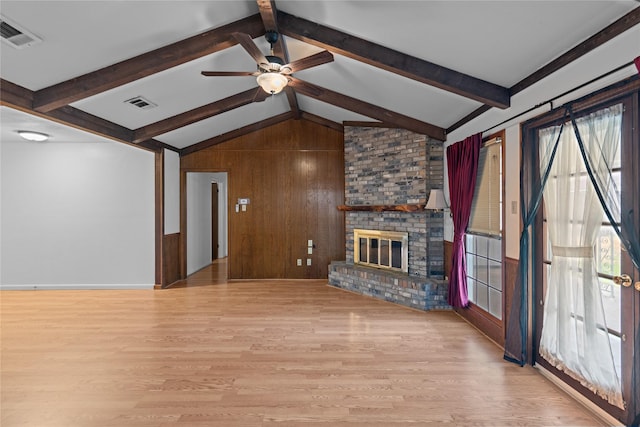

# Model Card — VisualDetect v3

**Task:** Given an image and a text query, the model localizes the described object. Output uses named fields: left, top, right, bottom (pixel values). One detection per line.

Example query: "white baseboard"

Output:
left=535, top=364, right=624, bottom=426
left=0, top=283, right=155, bottom=290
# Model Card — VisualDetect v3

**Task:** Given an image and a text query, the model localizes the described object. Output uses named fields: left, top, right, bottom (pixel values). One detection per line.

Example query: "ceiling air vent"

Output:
left=0, top=15, right=42, bottom=49
left=124, top=96, right=157, bottom=110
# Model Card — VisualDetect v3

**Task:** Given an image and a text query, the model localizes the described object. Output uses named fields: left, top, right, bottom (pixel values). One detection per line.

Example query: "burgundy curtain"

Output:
left=446, top=133, right=482, bottom=307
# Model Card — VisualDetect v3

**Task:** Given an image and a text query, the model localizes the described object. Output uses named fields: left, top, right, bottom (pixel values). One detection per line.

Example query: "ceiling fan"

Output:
left=201, top=31, right=334, bottom=97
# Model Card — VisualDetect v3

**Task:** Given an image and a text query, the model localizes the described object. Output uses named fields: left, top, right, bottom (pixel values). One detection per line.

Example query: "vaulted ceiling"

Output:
left=1, top=1, right=638, bottom=154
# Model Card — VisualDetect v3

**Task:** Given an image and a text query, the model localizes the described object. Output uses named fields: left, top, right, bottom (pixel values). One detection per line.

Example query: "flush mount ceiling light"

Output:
left=18, top=130, right=49, bottom=142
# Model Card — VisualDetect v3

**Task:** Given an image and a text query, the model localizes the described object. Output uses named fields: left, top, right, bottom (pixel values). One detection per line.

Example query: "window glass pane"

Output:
left=489, top=287, right=502, bottom=320
left=380, top=239, right=390, bottom=266
left=467, top=278, right=476, bottom=303
left=370, top=238, right=379, bottom=264
left=466, top=253, right=476, bottom=279
left=488, top=260, right=502, bottom=291
left=599, top=277, right=621, bottom=333
left=466, top=234, right=475, bottom=252
left=359, top=238, right=368, bottom=263
left=476, top=282, right=489, bottom=311
left=595, top=225, right=621, bottom=276
left=476, top=256, right=488, bottom=284
left=488, top=237, right=501, bottom=261
left=476, top=235, right=488, bottom=257
left=391, top=241, right=402, bottom=268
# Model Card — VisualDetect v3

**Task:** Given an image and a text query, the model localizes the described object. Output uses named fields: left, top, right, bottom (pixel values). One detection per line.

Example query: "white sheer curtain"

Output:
left=539, top=104, right=623, bottom=408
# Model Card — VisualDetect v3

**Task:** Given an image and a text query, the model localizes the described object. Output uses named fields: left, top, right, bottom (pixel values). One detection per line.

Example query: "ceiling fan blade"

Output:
left=253, top=87, right=271, bottom=103
left=282, top=50, right=334, bottom=74
left=201, top=71, right=259, bottom=77
left=232, top=32, right=268, bottom=65
left=286, top=76, right=324, bottom=97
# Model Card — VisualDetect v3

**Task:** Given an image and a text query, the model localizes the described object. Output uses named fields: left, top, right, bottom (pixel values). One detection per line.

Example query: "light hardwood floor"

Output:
left=1, top=260, right=605, bottom=426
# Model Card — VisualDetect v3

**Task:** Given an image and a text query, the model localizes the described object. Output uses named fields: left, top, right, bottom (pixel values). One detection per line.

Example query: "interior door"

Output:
left=533, top=93, right=639, bottom=425
left=211, top=183, right=219, bottom=261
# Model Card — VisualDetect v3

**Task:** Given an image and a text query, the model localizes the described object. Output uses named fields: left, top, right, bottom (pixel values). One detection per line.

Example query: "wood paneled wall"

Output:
left=162, top=233, right=181, bottom=287
left=181, top=119, right=345, bottom=279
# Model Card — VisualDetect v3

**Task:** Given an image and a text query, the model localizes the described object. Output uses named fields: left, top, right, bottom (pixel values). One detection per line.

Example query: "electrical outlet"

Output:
left=296, top=259, right=302, bottom=266
left=306, top=258, right=312, bottom=266
left=511, top=201, right=518, bottom=214
left=307, top=247, right=313, bottom=254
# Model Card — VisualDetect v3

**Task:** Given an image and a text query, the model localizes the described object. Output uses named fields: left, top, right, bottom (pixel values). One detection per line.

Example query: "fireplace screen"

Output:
left=354, top=229, right=408, bottom=273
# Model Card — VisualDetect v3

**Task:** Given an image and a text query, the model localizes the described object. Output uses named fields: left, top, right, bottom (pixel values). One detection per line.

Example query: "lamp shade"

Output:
left=256, top=72, right=288, bottom=94
left=425, top=189, right=448, bottom=210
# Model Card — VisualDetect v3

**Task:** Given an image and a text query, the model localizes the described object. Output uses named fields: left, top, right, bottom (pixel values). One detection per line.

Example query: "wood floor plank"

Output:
left=1, top=260, right=605, bottom=426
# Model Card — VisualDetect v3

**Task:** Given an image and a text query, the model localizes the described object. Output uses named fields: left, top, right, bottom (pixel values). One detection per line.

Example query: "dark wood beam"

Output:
left=1, top=79, right=178, bottom=152
left=32, top=14, right=265, bottom=112
left=180, top=111, right=294, bottom=156
left=256, top=1, right=300, bottom=118
left=511, top=7, right=640, bottom=96
left=343, top=120, right=399, bottom=128
left=133, top=88, right=268, bottom=143
left=288, top=77, right=446, bottom=140
left=277, top=11, right=510, bottom=109
left=0, top=79, right=33, bottom=110
left=284, top=86, right=301, bottom=119
left=446, top=105, right=492, bottom=135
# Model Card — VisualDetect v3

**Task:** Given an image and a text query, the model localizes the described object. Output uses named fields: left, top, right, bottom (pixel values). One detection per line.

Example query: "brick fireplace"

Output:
left=328, top=126, right=450, bottom=311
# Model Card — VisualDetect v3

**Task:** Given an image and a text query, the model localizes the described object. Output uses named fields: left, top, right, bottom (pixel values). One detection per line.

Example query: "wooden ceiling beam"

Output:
left=510, top=7, right=640, bottom=96
left=1, top=79, right=175, bottom=152
left=256, top=0, right=301, bottom=118
left=133, top=88, right=268, bottom=143
left=288, top=77, right=446, bottom=140
left=277, top=11, right=510, bottom=109
left=32, top=14, right=266, bottom=113
left=447, top=7, right=640, bottom=134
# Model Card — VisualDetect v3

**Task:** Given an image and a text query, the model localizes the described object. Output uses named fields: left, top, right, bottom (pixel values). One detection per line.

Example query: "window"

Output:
left=466, top=234, right=503, bottom=319
left=466, top=136, right=503, bottom=319
left=469, top=138, right=502, bottom=236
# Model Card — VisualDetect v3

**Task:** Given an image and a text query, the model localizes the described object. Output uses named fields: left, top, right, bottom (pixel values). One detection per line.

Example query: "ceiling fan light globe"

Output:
left=257, top=72, right=288, bottom=95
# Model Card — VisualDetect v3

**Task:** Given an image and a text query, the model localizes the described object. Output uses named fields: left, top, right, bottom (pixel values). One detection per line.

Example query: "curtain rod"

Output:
left=482, top=60, right=635, bottom=135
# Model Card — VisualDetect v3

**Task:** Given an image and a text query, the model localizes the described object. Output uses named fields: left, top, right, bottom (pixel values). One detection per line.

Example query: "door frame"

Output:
left=521, top=77, right=639, bottom=425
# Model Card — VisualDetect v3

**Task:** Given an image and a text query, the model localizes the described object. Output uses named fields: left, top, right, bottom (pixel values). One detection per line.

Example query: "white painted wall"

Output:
left=1, top=137, right=155, bottom=289
left=164, top=149, right=180, bottom=235
left=443, top=27, right=639, bottom=261
left=186, top=172, right=228, bottom=276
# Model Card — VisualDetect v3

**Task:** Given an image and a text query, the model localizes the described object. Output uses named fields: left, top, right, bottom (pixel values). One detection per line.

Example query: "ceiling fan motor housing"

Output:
left=259, top=55, right=287, bottom=73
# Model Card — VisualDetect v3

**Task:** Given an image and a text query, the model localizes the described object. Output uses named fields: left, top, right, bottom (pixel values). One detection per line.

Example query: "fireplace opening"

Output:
left=354, top=229, right=408, bottom=273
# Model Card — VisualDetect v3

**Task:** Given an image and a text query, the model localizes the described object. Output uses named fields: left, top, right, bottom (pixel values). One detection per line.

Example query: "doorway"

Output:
left=212, top=183, right=219, bottom=261
left=523, top=83, right=639, bottom=425
left=185, top=172, right=228, bottom=276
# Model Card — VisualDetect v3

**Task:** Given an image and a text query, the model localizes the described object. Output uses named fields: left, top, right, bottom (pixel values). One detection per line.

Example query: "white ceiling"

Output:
left=1, top=1, right=638, bottom=150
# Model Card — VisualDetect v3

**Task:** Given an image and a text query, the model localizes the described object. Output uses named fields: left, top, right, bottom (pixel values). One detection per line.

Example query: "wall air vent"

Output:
left=124, top=96, right=157, bottom=110
left=0, top=15, right=42, bottom=49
